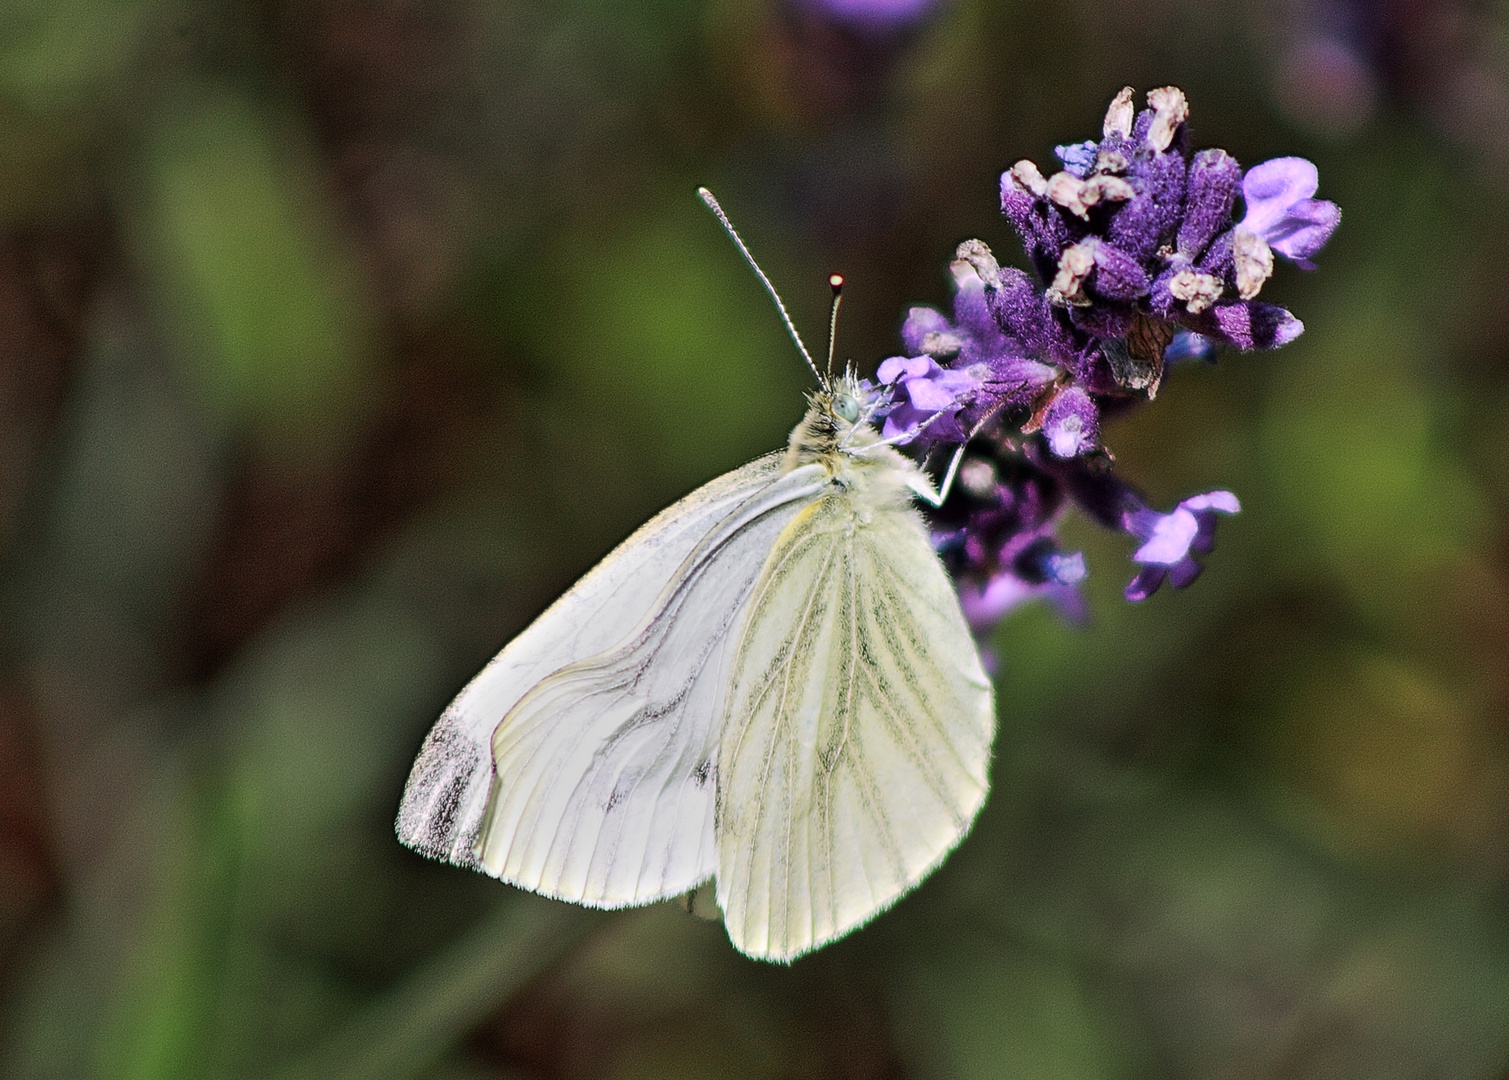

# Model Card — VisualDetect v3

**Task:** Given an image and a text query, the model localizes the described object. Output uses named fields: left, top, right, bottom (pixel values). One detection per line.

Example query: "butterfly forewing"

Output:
left=470, top=461, right=829, bottom=906
left=715, top=490, right=995, bottom=961
left=396, top=453, right=823, bottom=891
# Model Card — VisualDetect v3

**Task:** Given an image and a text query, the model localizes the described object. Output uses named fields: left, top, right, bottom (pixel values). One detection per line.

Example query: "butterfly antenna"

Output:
left=698, top=187, right=822, bottom=383
left=826, top=274, right=844, bottom=379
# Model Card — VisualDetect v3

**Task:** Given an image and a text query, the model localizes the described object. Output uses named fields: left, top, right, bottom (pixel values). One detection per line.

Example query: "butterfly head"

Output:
left=824, top=366, right=874, bottom=421
left=786, top=368, right=887, bottom=464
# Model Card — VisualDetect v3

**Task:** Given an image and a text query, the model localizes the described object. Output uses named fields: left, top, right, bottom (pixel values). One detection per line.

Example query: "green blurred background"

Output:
left=1, top=0, right=1508, bottom=1076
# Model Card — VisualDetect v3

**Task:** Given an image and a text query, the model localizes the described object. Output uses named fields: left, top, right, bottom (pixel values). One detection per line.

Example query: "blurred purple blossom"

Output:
left=793, top=0, right=949, bottom=32
left=1274, top=32, right=1379, bottom=137
left=957, top=562, right=1087, bottom=634
left=929, top=453, right=1088, bottom=631
left=1163, top=330, right=1218, bottom=364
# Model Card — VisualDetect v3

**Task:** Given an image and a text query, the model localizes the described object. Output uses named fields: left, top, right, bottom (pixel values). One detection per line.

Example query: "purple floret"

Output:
left=902, top=256, right=1011, bottom=368
left=1106, top=148, right=1188, bottom=263
left=885, top=254, right=1062, bottom=444
left=1122, top=490, right=1241, bottom=600
left=876, top=356, right=982, bottom=443
left=1177, top=149, right=1242, bottom=260
left=1239, top=157, right=1342, bottom=268
left=1054, top=141, right=1098, bottom=177
left=1201, top=301, right=1304, bottom=350
left=1040, top=385, right=1100, bottom=458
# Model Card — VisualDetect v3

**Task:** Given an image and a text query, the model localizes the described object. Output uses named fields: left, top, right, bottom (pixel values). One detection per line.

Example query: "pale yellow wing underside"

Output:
left=715, top=491, right=996, bottom=961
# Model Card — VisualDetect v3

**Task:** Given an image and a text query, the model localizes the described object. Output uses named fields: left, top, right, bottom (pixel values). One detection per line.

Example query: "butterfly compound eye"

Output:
left=833, top=394, right=861, bottom=423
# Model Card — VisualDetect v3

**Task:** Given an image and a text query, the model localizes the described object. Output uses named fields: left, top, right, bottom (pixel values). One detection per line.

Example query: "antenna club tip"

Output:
left=829, top=273, right=844, bottom=293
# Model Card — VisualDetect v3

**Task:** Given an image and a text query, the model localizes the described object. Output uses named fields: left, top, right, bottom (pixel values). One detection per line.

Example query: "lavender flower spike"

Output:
left=867, top=88, right=1334, bottom=622
left=1239, top=157, right=1341, bottom=269
left=1123, top=490, right=1240, bottom=601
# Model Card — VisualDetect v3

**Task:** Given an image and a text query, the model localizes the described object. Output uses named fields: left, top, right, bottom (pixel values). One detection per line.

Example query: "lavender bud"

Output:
left=1178, top=148, right=1241, bottom=259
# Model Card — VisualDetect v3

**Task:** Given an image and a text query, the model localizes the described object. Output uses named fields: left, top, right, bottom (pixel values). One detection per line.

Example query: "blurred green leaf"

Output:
left=1263, top=306, right=1489, bottom=601
left=270, top=896, right=603, bottom=1080
left=502, top=196, right=809, bottom=491
left=95, top=764, right=251, bottom=1080
left=895, top=940, right=1122, bottom=1080
left=133, top=91, right=379, bottom=453
left=0, top=0, right=152, bottom=111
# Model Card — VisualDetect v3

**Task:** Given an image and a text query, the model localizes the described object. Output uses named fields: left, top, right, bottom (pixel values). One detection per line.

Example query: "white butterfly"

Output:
left=395, top=192, right=996, bottom=962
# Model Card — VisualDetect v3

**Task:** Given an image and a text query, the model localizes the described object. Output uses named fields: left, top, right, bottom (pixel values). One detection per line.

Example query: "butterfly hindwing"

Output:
left=714, top=491, right=995, bottom=961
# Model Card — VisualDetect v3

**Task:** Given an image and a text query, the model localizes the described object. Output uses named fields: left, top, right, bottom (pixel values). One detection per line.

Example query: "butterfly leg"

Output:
left=908, top=442, right=967, bottom=508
